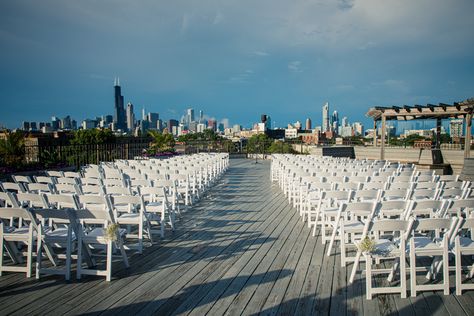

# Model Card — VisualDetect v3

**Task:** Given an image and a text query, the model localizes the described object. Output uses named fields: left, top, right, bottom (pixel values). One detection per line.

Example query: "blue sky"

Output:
left=1, top=0, right=473, bottom=130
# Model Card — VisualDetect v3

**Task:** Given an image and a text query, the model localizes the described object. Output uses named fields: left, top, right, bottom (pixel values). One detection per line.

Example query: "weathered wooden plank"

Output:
left=70, top=167, right=272, bottom=315
left=239, top=213, right=307, bottom=315
left=276, top=225, right=317, bottom=315
left=159, top=194, right=293, bottom=315
left=205, top=202, right=300, bottom=315
left=85, top=161, right=279, bottom=315
left=258, top=224, right=312, bottom=315
left=293, top=228, right=326, bottom=315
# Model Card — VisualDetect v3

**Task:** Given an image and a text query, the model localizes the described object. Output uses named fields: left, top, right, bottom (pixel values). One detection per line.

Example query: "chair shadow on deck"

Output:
left=80, top=269, right=294, bottom=315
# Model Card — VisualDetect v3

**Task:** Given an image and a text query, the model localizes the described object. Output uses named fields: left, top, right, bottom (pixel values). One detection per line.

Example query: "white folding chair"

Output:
left=70, top=206, right=129, bottom=282
left=31, top=208, right=75, bottom=280
left=364, top=219, right=413, bottom=299
left=0, top=207, right=35, bottom=277
left=409, top=217, right=458, bottom=296
left=109, top=194, right=152, bottom=253
left=454, top=218, right=474, bottom=295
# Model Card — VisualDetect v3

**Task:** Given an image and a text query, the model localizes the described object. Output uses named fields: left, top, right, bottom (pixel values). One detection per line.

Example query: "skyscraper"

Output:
left=332, top=111, right=339, bottom=132
left=199, top=110, right=203, bottom=123
left=322, top=102, right=330, bottom=132
left=305, top=118, right=312, bottom=130
left=113, top=77, right=126, bottom=131
left=186, top=108, right=195, bottom=125
left=126, top=102, right=135, bottom=131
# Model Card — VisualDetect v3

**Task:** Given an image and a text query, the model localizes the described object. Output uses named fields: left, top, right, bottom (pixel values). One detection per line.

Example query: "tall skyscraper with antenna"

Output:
left=113, top=77, right=126, bottom=131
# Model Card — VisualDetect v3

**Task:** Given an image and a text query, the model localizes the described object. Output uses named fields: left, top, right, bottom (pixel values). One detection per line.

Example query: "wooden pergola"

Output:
left=366, top=98, right=474, bottom=160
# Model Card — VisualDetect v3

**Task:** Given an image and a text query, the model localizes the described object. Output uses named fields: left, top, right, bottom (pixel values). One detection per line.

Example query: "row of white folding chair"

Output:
left=351, top=199, right=474, bottom=283
left=360, top=214, right=474, bottom=299
left=0, top=201, right=128, bottom=281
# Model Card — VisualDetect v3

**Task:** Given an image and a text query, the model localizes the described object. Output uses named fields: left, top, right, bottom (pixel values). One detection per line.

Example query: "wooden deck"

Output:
left=1, top=159, right=474, bottom=315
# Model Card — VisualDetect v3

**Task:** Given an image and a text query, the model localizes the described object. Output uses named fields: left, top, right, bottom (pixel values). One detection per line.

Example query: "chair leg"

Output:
left=0, top=226, right=4, bottom=277
left=349, top=250, right=362, bottom=284
left=410, top=252, right=417, bottom=297
left=106, top=241, right=113, bottom=282
left=65, top=228, right=72, bottom=281
left=117, top=240, right=129, bottom=268
left=366, top=254, right=372, bottom=300
left=400, top=255, right=407, bottom=298
left=26, top=224, right=33, bottom=278
left=36, top=235, right=43, bottom=279
left=443, top=250, right=449, bottom=295
left=455, top=246, right=462, bottom=295
left=76, top=230, right=83, bottom=280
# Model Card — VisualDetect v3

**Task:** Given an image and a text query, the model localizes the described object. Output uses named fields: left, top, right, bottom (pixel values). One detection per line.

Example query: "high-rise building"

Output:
left=322, top=102, right=330, bottom=132
left=341, top=116, right=348, bottom=127
left=126, top=102, right=135, bottom=131
left=450, top=119, right=464, bottom=138
left=113, top=77, right=126, bottom=130
left=305, top=118, right=312, bottom=130
left=61, top=116, right=72, bottom=130
left=199, top=110, right=203, bottom=123
left=294, top=120, right=302, bottom=130
left=142, top=107, right=146, bottom=121
left=22, top=121, right=30, bottom=130
left=352, top=122, right=364, bottom=136
left=187, top=108, right=195, bottom=125
left=51, top=116, right=60, bottom=130
left=208, top=119, right=217, bottom=131
left=332, top=111, right=339, bottom=132
left=147, top=112, right=159, bottom=129
left=168, top=119, right=179, bottom=132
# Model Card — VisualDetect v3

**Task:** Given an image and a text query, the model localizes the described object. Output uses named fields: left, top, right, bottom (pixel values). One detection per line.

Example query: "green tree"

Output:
left=70, top=129, right=115, bottom=145
left=0, top=130, right=26, bottom=167
left=246, top=134, right=271, bottom=153
left=404, top=134, right=427, bottom=146
left=148, top=130, right=176, bottom=154
left=267, top=140, right=297, bottom=154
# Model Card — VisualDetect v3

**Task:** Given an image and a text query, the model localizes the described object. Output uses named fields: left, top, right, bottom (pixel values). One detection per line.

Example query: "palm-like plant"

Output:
left=148, top=130, right=175, bottom=155
left=0, top=130, right=26, bottom=167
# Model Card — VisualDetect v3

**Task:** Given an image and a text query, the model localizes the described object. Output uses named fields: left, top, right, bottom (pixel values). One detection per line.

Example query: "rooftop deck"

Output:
left=1, top=159, right=473, bottom=315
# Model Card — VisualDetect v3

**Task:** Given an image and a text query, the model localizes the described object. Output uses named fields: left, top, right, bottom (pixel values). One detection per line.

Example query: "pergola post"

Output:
left=465, top=113, right=472, bottom=158
left=436, top=118, right=442, bottom=149
left=380, top=115, right=386, bottom=160
left=373, top=120, right=377, bottom=147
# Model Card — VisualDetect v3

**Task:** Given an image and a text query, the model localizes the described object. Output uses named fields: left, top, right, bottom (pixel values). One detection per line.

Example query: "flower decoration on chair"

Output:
left=104, top=224, right=119, bottom=241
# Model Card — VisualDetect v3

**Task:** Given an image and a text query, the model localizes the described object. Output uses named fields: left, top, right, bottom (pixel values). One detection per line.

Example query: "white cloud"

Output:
left=253, top=51, right=269, bottom=56
left=288, top=61, right=302, bottom=73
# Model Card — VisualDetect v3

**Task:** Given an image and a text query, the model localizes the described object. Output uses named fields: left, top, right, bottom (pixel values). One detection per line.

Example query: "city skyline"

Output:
left=1, top=1, right=473, bottom=130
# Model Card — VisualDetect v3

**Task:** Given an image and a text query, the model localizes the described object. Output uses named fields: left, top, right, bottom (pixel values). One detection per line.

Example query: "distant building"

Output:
left=22, top=121, right=30, bottom=131
left=208, top=119, right=217, bottom=131
left=285, top=128, right=298, bottom=139
left=51, top=116, right=60, bottom=130
left=187, top=108, right=195, bottom=125
left=294, top=120, right=302, bottom=130
left=332, top=111, right=339, bottom=133
left=352, top=122, right=364, bottom=136
left=305, top=118, right=312, bottom=130
left=197, top=123, right=206, bottom=133
left=147, top=112, right=159, bottom=130
left=450, top=119, right=464, bottom=138
left=322, top=102, right=330, bottom=132
left=126, top=102, right=135, bottom=131
left=340, top=125, right=353, bottom=137
left=199, top=110, right=204, bottom=123
left=82, top=119, right=96, bottom=130
left=168, top=119, right=179, bottom=132
left=232, top=124, right=241, bottom=133
left=113, top=77, right=126, bottom=131
left=61, top=116, right=72, bottom=130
